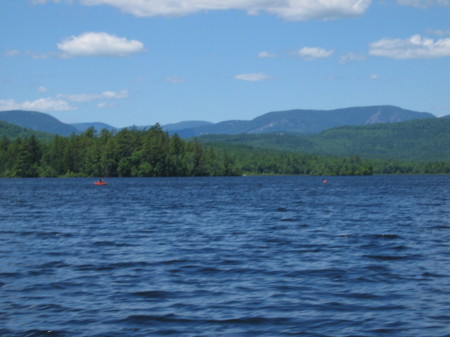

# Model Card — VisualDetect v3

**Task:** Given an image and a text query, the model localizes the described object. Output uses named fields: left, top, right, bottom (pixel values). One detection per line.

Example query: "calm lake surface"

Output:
left=1, top=176, right=449, bottom=337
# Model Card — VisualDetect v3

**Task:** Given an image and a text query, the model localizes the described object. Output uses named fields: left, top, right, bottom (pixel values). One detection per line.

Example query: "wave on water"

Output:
left=0, top=176, right=449, bottom=337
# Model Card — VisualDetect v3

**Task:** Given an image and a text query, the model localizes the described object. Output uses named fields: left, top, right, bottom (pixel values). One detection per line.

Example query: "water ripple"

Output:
left=0, top=176, right=449, bottom=337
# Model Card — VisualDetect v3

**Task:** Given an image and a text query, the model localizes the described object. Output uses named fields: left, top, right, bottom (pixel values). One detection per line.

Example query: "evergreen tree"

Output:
left=13, top=135, right=41, bottom=177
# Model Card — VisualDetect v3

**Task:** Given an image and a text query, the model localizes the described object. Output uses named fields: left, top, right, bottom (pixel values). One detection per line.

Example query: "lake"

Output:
left=1, top=176, right=449, bottom=336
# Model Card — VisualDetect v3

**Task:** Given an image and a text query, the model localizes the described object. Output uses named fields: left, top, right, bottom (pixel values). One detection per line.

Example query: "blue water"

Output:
left=1, top=176, right=449, bottom=337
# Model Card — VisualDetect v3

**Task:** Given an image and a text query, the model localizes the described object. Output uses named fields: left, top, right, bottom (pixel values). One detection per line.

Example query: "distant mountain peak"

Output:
left=168, top=105, right=436, bottom=138
left=71, top=122, right=117, bottom=132
left=162, top=120, right=212, bottom=132
left=0, top=105, right=438, bottom=139
left=0, top=110, right=79, bottom=136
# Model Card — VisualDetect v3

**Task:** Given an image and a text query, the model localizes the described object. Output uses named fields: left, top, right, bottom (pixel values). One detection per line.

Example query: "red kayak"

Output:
left=93, top=181, right=108, bottom=185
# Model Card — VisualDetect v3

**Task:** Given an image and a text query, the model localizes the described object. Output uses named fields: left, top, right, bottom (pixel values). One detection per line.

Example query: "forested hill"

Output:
left=0, top=110, right=79, bottom=136
left=0, top=120, right=53, bottom=141
left=199, top=118, right=450, bottom=162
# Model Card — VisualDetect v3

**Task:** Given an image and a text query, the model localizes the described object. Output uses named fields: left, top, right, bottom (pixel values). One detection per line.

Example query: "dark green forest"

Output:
left=0, top=124, right=449, bottom=178
left=0, top=120, right=52, bottom=141
left=199, top=118, right=450, bottom=162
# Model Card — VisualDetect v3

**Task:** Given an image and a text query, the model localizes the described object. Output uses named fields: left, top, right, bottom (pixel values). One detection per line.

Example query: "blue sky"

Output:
left=1, top=0, right=450, bottom=127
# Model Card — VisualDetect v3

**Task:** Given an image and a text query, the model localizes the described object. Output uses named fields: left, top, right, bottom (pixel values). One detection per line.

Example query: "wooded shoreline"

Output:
left=1, top=125, right=448, bottom=178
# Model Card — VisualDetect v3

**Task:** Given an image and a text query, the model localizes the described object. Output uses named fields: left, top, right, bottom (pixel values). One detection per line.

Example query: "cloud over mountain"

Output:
left=0, top=98, right=76, bottom=112
left=0, top=89, right=129, bottom=113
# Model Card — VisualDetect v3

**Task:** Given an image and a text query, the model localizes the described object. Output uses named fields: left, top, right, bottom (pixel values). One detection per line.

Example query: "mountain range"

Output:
left=1, top=106, right=449, bottom=162
left=0, top=105, right=441, bottom=137
left=165, top=106, right=436, bottom=137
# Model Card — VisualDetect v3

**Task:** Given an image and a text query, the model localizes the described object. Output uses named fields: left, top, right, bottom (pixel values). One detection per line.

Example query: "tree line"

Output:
left=0, top=124, right=448, bottom=178
left=0, top=125, right=225, bottom=178
left=199, top=117, right=450, bottom=162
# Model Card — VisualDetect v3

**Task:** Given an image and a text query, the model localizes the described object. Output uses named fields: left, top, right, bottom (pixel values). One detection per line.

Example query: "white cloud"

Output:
left=26, top=51, right=60, bottom=59
left=427, top=29, right=450, bottom=36
left=340, top=52, right=366, bottom=63
left=397, top=0, right=449, bottom=7
left=265, top=0, right=371, bottom=21
left=257, top=51, right=277, bottom=58
left=0, top=98, right=76, bottom=112
left=165, top=76, right=185, bottom=84
left=0, top=89, right=128, bottom=113
left=5, top=50, right=20, bottom=57
left=295, top=47, right=334, bottom=60
left=58, top=89, right=129, bottom=102
left=61, top=0, right=372, bottom=21
left=101, top=89, right=129, bottom=99
left=370, top=74, right=379, bottom=80
left=369, top=34, right=450, bottom=59
left=57, top=32, right=144, bottom=57
left=37, top=86, right=48, bottom=93
left=97, top=102, right=116, bottom=108
left=31, top=0, right=73, bottom=4
left=57, top=93, right=99, bottom=102
left=7, top=33, right=143, bottom=59
left=234, top=72, right=270, bottom=81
